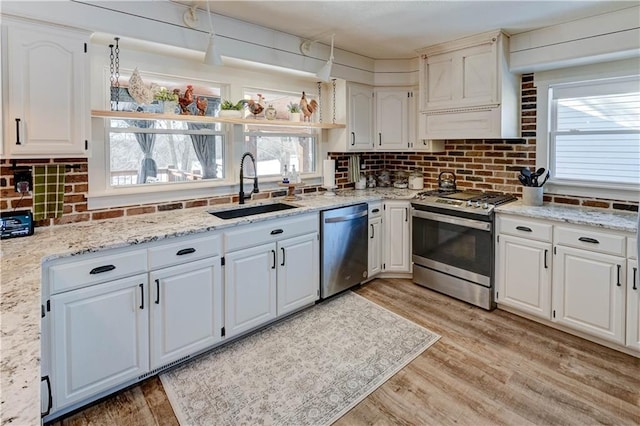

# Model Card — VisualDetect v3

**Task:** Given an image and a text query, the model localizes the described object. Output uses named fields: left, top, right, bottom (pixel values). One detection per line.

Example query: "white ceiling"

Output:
left=177, top=1, right=637, bottom=59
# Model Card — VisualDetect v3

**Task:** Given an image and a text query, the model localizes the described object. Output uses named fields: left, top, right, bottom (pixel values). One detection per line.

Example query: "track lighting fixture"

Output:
left=203, top=1, right=223, bottom=66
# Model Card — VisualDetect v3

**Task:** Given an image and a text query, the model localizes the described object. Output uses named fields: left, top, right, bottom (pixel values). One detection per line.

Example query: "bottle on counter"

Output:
left=291, top=164, right=299, bottom=184
left=282, top=164, right=289, bottom=183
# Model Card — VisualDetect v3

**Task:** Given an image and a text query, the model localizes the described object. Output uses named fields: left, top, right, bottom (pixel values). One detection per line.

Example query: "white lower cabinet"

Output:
left=383, top=200, right=411, bottom=273
left=223, top=213, right=320, bottom=339
left=50, top=274, right=150, bottom=409
left=149, top=257, right=223, bottom=370
left=497, top=235, right=551, bottom=319
left=496, top=213, right=637, bottom=355
left=626, top=260, right=639, bottom=351
left=225, top=243, right=278, bottom=338
left=277, top=233, right=319, bottom=316
left=552, top=245, right=626, bottom=345
left=224, top=232, right=319, bottom=338
left=368, top=202, right=383, bottom=278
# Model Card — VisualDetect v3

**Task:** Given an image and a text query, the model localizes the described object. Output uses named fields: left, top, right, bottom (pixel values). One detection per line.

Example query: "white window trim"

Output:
left=534, top=58, right=640, bottom=202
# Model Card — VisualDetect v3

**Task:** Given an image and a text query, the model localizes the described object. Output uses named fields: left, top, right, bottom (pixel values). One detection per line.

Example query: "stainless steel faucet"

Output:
left=239, top=152, right=259, bottom=204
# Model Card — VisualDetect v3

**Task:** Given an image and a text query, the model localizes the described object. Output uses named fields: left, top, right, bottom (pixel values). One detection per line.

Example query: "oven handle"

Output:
left=412, top=209, right=491, bottom=232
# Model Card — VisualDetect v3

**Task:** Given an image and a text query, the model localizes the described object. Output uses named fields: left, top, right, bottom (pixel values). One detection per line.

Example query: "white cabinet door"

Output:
left=277, top=233, right=319, bottom=316
left=553, top=246, right=626, bottom=345
left=422, top=39, right=496, bottom=111
left=225, top=243, right=277, bottom=338
left=4, top=19, right=89, bottom=157
left=348, top=83, right=374, bottom=151
left=627, top=260, right=639, bottom=351
left=375, top=89, right=409, bottom=151
left=149, top=257, right=223, bottom=370
left=384, top=201, right=411, bottom=273
left=368, top=216, right=383, bottom=278
left=50, top=274, right=149, bottom=409
left=496, top=235, right=552, bottom=319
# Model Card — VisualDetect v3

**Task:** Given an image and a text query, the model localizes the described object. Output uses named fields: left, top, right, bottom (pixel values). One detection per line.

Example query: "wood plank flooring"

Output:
left=50, top=278, right=640, bottom=426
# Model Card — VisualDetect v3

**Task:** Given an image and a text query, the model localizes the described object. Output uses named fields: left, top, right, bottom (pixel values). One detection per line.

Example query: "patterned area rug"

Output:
left=160, top=291, right=440, bottom=425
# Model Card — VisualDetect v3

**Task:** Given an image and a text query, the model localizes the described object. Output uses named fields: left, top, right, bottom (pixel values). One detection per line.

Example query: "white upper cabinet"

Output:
left=416, top=30, right=518, bottom=140
left=375, top=88, right=409, bottom=151
left=325, top=81, right=374, bottom=152
left=2, top=18, right=90, bottom=158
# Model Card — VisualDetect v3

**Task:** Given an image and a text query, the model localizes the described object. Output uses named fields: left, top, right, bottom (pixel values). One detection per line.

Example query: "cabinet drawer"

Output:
left=224, top=213, right=318, bottom=253
left=148, top=233, right=221, bottom=270
left=49, top=249, right=148, bottom=294
left=554, top=226, right=626, bottom=257
left=497, top=216, right=552, bottom=242
left=368, top=202, right=382, bottom=219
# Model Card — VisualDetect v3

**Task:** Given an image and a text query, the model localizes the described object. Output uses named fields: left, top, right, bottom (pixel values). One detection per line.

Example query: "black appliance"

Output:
left=1, top=210, right=34, bottom=239
left=411, top=190, right=516, bottom=310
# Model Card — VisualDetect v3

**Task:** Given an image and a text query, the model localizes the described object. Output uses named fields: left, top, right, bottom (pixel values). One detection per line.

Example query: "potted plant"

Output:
left=219, top=99, right=246, bottom=118
left=287, top=102, right=301, bottom=122
left=154, top=87, right=179, bottom=114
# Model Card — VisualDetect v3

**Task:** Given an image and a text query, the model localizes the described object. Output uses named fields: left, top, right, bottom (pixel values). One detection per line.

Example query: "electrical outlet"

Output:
left=14, top=170, right=32, bottom=193
left=16, top=181, right=30, bottom=193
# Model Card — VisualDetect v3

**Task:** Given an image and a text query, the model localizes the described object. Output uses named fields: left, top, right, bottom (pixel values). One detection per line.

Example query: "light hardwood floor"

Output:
left=50, top=278, right=640, bottom=426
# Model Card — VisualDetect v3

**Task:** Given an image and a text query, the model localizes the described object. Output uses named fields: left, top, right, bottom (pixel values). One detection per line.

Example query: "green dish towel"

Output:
left=32, top=165, right=66, bottom=221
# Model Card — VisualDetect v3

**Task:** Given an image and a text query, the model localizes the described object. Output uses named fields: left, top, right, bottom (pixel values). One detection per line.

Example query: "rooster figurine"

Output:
left=246, top=94, right=264, bottom=118
left=300, top=92, right=318, bottom=122
left=178, top=85, right=194, bottom=115
left=196, top=96, right=208, bottom=116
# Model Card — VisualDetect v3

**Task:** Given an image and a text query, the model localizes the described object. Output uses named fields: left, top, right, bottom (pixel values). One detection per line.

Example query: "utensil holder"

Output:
left=522, top=186, right=543, bottom=206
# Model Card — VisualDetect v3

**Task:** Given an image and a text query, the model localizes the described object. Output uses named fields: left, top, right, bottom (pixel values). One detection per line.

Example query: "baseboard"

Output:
left=497, top=304, right=640, bottom=358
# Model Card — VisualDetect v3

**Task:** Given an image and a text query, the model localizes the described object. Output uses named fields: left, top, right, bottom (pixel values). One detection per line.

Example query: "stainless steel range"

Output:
left=411, top=189, right=517, bottom=310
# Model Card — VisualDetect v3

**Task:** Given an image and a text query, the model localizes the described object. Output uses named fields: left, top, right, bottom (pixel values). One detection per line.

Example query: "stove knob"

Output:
left=467, top=200, right=473, bottom=207
left=482, top=202, right=489, bottom=209
left=474, top=201, right=481, bottom=208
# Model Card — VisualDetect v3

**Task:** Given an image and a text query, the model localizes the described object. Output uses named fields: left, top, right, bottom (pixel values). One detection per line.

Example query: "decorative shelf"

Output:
left=277, top=182, right=305, bottom=201
left=91, top=110, right=345, bottom=129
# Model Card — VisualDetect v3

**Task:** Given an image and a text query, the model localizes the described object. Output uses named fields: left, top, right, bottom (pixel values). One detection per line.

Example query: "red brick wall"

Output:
left=1, top=74, right=637, bottom=228
left=0, top=158, right=322, bottom=227
left=329, top=74, right=638, bottom=213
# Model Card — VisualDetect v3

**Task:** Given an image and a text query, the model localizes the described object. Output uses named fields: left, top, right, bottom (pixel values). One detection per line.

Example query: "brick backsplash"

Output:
left=1, top=75, right=636, bottom=228
left=0, top=158, right=323, bottom=227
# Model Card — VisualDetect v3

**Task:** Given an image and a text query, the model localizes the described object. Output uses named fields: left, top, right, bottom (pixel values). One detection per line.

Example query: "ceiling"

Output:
left=175, top=1, right=637, bottom=59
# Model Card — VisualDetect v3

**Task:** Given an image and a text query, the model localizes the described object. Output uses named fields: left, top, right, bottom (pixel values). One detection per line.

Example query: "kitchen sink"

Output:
left=209, top=203, right=298, bottom=220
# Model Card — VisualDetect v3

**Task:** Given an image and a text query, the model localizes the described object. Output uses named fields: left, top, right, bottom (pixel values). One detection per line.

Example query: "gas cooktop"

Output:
left=412, top=189, right=517, bottom=215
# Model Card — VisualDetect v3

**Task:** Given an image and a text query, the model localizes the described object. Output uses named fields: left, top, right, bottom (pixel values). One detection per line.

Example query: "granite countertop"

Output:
left=495, top=200, right=639, bottom=234
left=2, top=189, right=418, bottom=425
left=4, top=188, right=635, bottom=425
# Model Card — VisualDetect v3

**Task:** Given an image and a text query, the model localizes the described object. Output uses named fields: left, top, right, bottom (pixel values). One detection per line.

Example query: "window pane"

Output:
left=110, top=121, right=224, bottom=186
left=557, top=93, right=640, bottom=131
left=554, top=134, right=640, bottom=184
left=243, top=134, right=316, bottom=177
left=551, top=77, right=640, bottom=187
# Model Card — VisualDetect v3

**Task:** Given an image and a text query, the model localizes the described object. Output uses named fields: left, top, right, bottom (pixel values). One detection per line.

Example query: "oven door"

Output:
left=412, top=208, right=493, bottom=287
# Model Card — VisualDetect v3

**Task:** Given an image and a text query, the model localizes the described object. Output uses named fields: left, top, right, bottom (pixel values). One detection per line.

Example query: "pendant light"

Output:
left=316, top=33, right=335, bottom=82
left=204, top=1, right=223, bottom=66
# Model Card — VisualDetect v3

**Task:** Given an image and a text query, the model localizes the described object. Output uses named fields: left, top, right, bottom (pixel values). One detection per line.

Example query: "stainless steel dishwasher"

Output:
left=320, top=203, right=368, bottom=298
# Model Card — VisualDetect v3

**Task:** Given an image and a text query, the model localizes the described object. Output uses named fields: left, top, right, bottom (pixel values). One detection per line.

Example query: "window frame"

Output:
left=535, top=58, right=640, bottom=202
left=88, top=69, right=235, bottom=210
